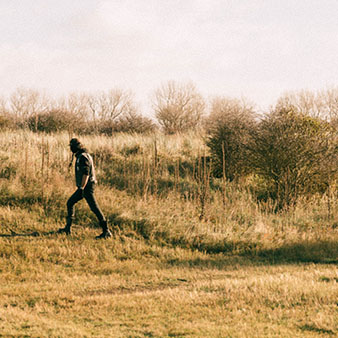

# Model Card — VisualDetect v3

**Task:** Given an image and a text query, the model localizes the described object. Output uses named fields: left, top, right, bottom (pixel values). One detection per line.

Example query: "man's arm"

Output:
left=79, top=174, right=89, bottom=190
left=78, top=155, right=90, bottom=190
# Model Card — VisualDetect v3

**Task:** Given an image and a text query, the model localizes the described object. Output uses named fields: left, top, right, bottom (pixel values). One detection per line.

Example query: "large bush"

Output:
left=205, top=97, right=257, bottom=181
left=0, top=113, right=16, bottom=131
left=27, top=109, right=84, bottom=133
left=248, top=109, right=337, bottom=209
left=98, top=112, right=157, bottom=135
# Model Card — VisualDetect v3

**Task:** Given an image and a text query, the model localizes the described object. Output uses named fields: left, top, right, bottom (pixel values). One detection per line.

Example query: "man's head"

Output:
left=69, top=138, right=83, bottom=154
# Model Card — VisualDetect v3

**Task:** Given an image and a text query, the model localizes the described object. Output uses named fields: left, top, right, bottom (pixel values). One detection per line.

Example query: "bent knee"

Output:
left=67, top=199, right=74, bottom=208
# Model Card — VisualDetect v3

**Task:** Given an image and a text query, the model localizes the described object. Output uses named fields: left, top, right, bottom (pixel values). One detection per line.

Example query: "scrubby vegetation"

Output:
left=0, top=128, right=337, bottom=336
left=0, top=85, right=337, bottom=336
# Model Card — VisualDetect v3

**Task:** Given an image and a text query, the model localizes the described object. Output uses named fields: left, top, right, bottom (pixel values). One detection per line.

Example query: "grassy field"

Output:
left=0, top=131, right=337, bottom=337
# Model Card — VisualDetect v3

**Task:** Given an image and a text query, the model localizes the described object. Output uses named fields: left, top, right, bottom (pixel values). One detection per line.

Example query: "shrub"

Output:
left=27, top=109, right=85, bottom=133
left=98, top=112, right=156, bottom=135
left=0, top=113, right=16, bottom=131
left=205, top=97, right=257, bottom=181
left=248, top=109, right=337, bottom=209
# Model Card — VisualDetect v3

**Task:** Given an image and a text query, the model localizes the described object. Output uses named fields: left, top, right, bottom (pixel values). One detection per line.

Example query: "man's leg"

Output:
left=84, top=183, right=111, bottom=238
left=84, top=183, right=105, bottom=222
left=58, top=189, right=83, bottom=234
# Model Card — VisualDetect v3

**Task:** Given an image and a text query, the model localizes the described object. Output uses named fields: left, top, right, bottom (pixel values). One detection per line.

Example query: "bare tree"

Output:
left=152, top=81, right=206, bottom=134
left=85, top=89, right=136, bottom=132
left=0, top=95, right=13, bottom=130
left=320, top=87, right=338, bottom=121
left=0, top=96, right=8, bottom=114
left=276, top=88, right=338, bottom=120
left=56, top=92, right=92, bottom=122
left=9, top=87, right=50, bottom=130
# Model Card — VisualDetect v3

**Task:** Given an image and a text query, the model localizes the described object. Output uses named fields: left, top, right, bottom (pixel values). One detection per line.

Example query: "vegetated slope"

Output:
left=0, top=130, right=337, bottom=336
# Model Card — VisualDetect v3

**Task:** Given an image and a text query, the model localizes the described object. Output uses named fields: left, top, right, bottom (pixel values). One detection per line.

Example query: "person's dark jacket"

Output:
left=75, top=150, right=97, bottom=187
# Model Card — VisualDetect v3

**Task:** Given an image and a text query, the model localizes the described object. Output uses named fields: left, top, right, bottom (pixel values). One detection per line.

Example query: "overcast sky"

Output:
left=1, top=0, right=338, bottom=114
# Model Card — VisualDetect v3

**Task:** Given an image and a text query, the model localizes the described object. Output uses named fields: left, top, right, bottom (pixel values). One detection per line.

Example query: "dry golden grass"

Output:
left=0, top=233, right=337, bottom=337
left=0, top=130, right=337, bottom=337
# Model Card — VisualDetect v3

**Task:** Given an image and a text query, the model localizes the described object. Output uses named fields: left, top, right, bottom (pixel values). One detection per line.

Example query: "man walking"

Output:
left=58, top=138, right=112, bottom=239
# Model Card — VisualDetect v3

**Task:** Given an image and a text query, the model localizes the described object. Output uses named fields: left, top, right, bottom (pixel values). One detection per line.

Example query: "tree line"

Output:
left=1, top=82, right=337, bottom=210
left=1, top=82, right=338, bottom=134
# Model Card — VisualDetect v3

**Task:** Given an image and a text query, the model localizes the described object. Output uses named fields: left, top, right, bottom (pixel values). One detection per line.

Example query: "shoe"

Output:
left=95, top=229, right=112, bottom=239
left=57, top=226, right=71, bottom=235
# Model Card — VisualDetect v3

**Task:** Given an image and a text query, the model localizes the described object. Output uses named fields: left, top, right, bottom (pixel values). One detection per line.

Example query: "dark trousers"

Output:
left=67, top=182, right=106, bottom=226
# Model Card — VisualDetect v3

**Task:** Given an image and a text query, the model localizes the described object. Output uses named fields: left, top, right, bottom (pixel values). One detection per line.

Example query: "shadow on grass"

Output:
left=107, top=213, right=154, bottom=240
left=0, top=229, right=58, bottom=237
left=1, top=213, right=337, bottom=267
left=107, top=213, right=338, bottom=266
left=166, top=240, right=338, bottom=268
left=299, top=324, right=336, bottom=336
left=0, top=213, right=152, bottom=239
left=253, top=241, right=338, bottom=264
